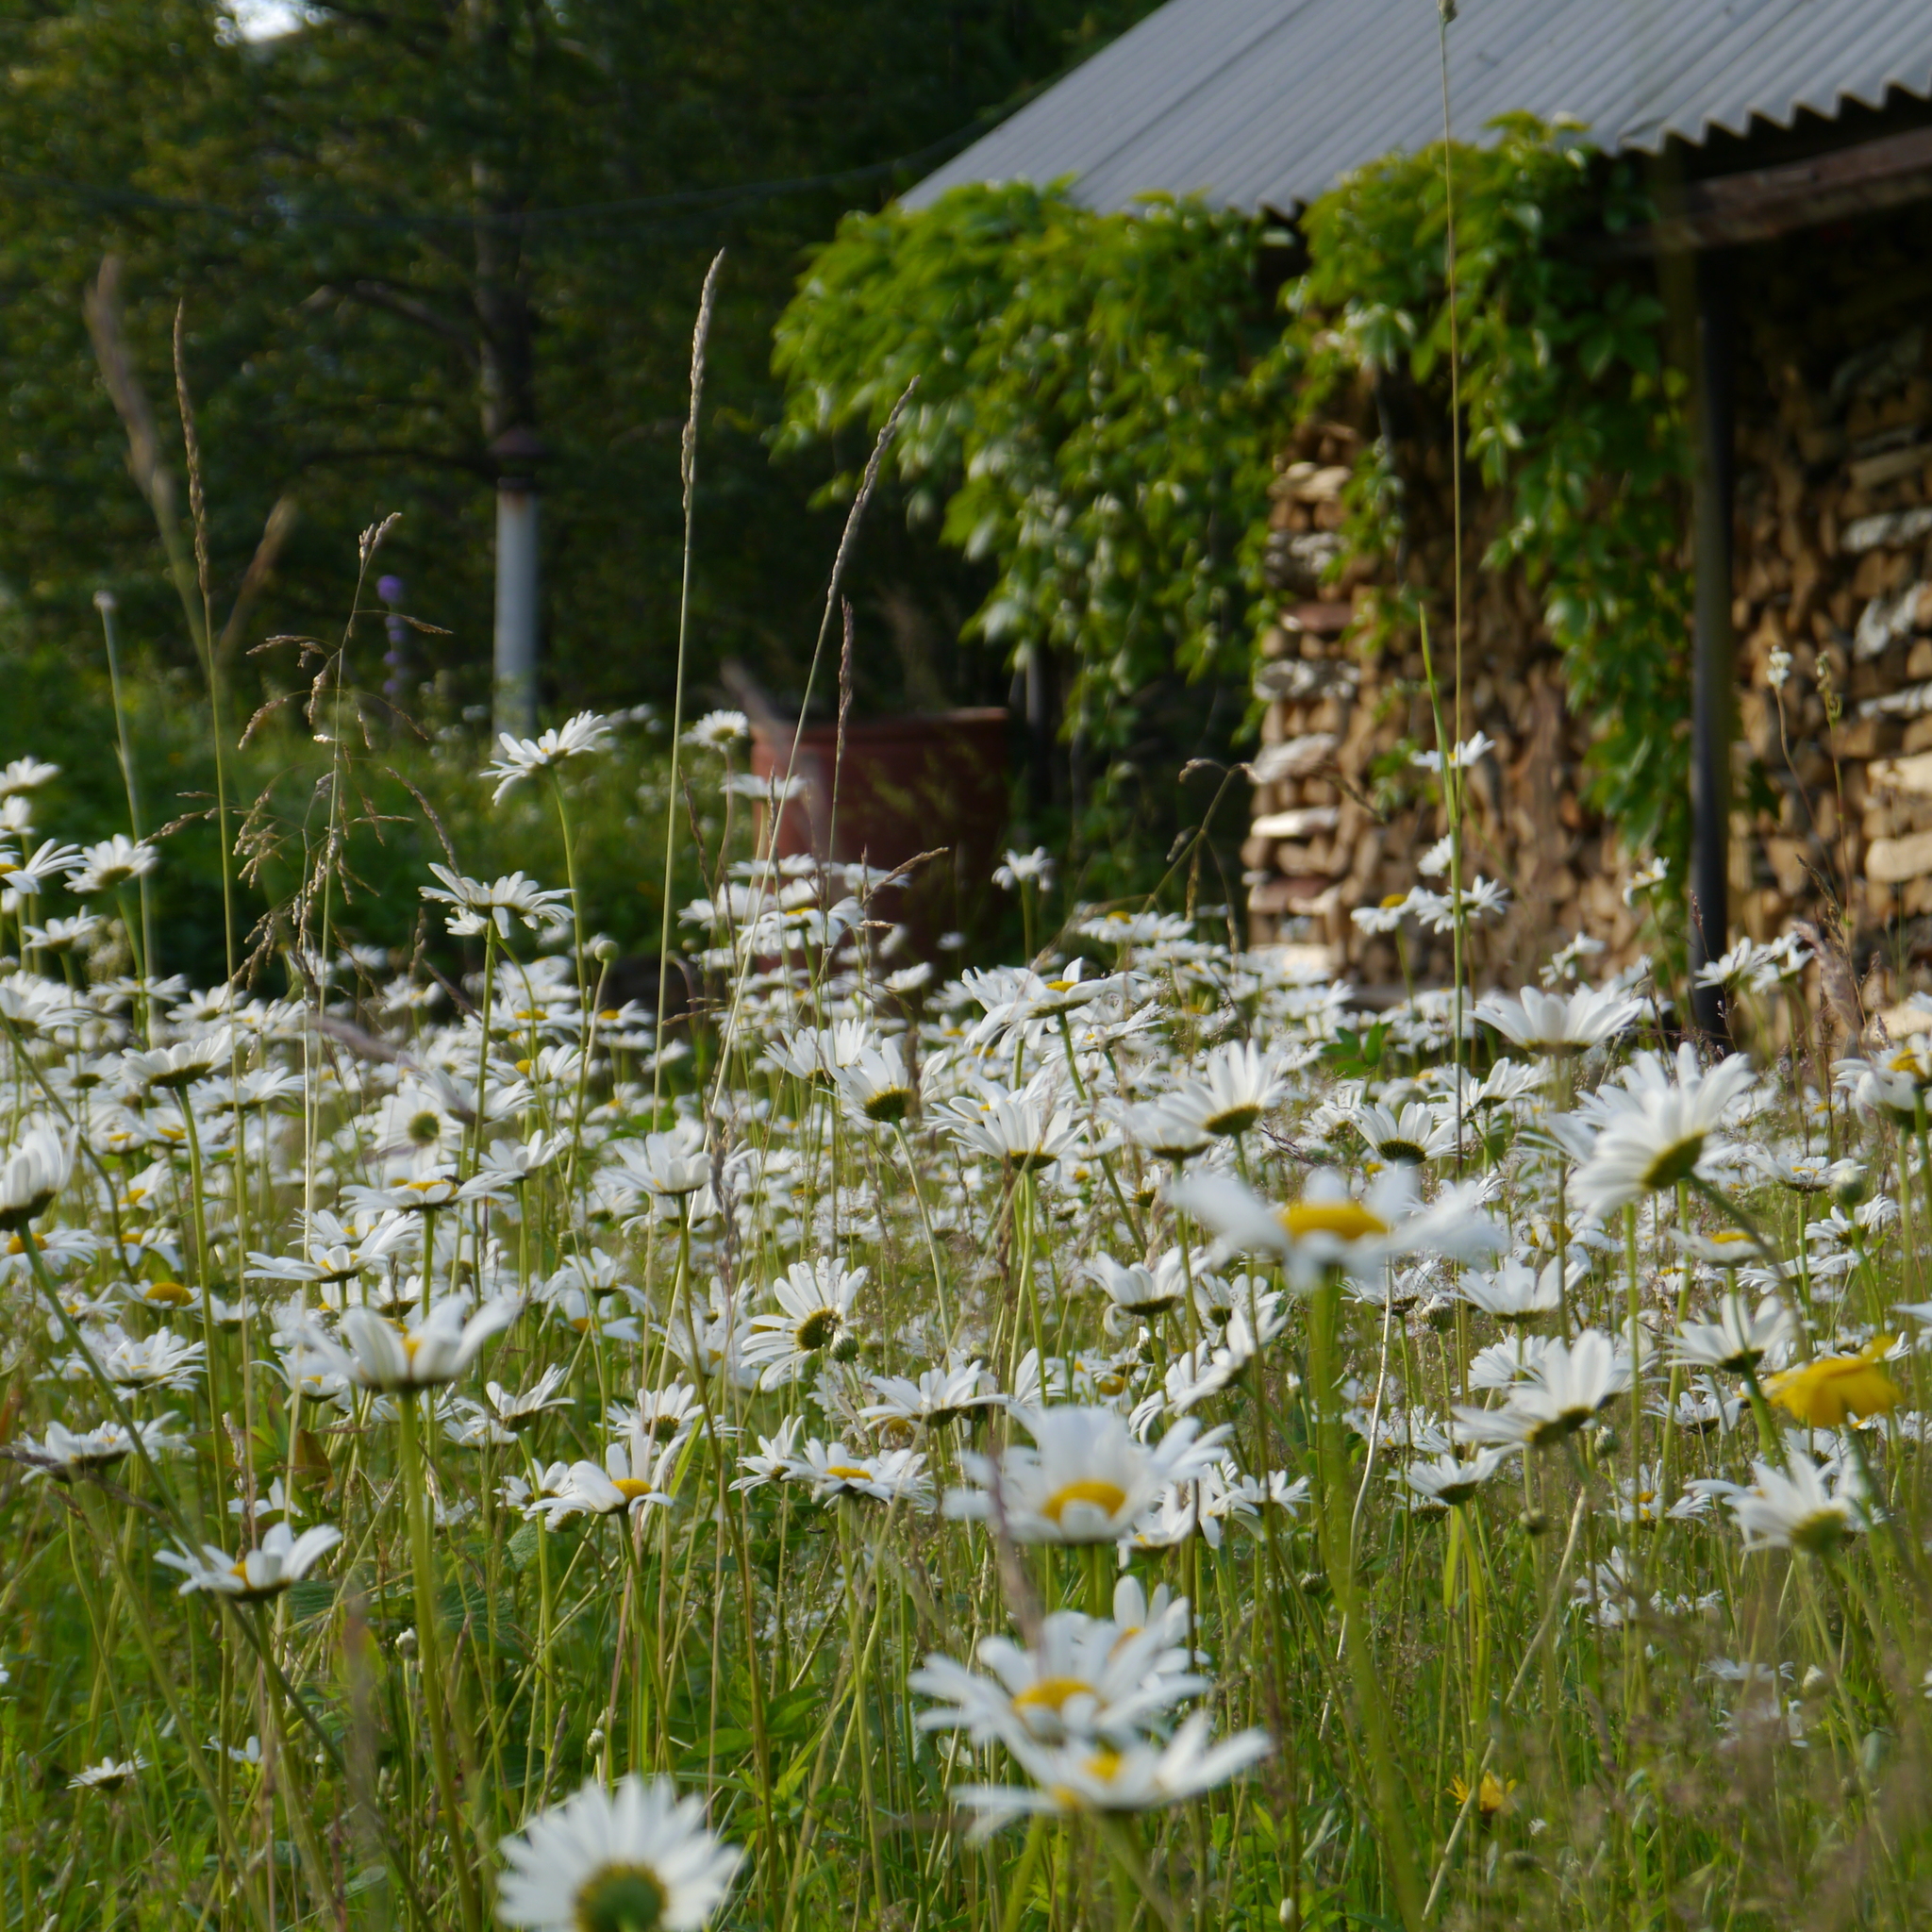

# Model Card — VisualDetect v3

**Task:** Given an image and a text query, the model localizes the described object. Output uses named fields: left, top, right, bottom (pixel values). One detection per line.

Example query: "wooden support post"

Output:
left=1689, top=249, right=1734, bottom=1041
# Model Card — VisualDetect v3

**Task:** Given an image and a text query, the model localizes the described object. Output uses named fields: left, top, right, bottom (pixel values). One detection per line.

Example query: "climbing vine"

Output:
left=1291, top=112, right=1691, bottom=860
left=774, top=116, right=1691, bottom=865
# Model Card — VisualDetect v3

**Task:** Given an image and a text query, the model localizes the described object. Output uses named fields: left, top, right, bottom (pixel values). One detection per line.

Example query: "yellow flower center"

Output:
left=143, top=1280, right=192, bottom=1306
left=1013, top=1676, right=1093, bottom=1714
left=610, top=1477, right=655, bottom=1501
left=1041, top=1479, right=1128, bottom=1524
left=824, top=1465, right=872, bottom=1482
left=1280, top=1201, right=1389, bottom=1242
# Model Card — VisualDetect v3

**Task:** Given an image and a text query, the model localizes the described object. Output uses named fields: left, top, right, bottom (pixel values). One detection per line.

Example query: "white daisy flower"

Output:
left=0, top=1124, right=75, bottom=1231
left=778, top=1439, right=935, bottom=1509
left=1399, top=1445, right=1519, bottom=1507
left=741, top=1259, right=866, bottom=1389
left=1171, top=1165, right=1503, bottom=1287
left=1170, top=1040, right=1287, bottom=1139
left=541, top=1431, right=679, bottom=1524
left=480, top=710, right=614, bottom=801
left=1671, top=1292, right=1794, bottom=1374
left=1569, top=1045, right=1757, bottom=1218
left=682, top=709, right=749, bottom=751
left=421, top=865, right=573, bottom=939
left=911, top=1603, right=1208, bottom=1747
left=953, top=1710, right=1271, bottom=1833
left=1458, top=1256, right=1576, bottom=1324
left=1728, top=1450, right=1868, bottom=1557
left=158, top=1522, right=342, bottom=1601
left=1474, top=982, right=1645, bottom=1054
left=944, top=1076, right=1081, bottom=1172
left=992, top=846, right=1054, bottom=890
left=494, top=1774, right=741, bottom=1932
left=860, top=1360, right=1004, bottom=1429
left=295, top=1297, right=517, bottom=1391
left=69, top=1755, right=146, bottom=1792
left=1453, top=1329, right=1633, bottom=1447
left=944, top=1405, right=1228, bottom=1545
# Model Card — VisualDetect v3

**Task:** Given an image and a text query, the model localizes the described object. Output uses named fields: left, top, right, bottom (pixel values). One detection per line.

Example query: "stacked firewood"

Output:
left=1735, top=323, right=1932, bottom=938
left=1247, top=322, right=1932, bottom=986
left=1245, top=418, right=1652, bottom=984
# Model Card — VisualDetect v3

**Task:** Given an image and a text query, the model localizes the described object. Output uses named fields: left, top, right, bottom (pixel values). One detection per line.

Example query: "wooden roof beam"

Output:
left=1603, top=123, right=1932, bottom=255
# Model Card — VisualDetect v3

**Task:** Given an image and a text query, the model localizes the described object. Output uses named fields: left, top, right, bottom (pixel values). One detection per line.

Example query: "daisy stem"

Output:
left=179, top=1097, right=229, bottom=1508
left=836, top=1501, right=891, bottom=1917
left=73, top=1489, right=271, bottom=1932
left=253, top=1600, right=333, bottom=1909
left=23, top=1227, right=195, bottom=1538
left=897, top=1120, right=955, bottom=1341
left=466, top=927, right=497, bottom=1182
left=1738, top=1364, right=1787, bottom=1467
left=1101, top=1814, right=1176, bottom=1932
left=1019, top=1167, right=1044, bottom=1388
left=1307, top=1274, right=1424, bottom=1932
left=397, top=1391, right=486, bottom=1932
left=1088, top=1541, right=1110, bottom=1618
left=1000, top=1812, right=1050, bottom=1932
left=1624, top=1203, right=1643, bottom=1536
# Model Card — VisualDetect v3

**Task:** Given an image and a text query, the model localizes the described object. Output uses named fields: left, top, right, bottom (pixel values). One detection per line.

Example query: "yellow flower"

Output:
left=1449, top=1771, right=1516, bottom=1819
left=1765, top=1341, right=1902, bottom=1428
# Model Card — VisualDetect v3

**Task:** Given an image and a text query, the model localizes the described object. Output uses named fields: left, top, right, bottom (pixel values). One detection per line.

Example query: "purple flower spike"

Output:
left=377, top=575, right=405, bottom=605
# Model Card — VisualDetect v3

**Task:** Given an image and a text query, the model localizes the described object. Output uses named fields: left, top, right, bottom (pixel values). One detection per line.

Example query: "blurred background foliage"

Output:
left=0, top=0, right=1164, bottom=975
left=0, top=8, right=1690, bottom=984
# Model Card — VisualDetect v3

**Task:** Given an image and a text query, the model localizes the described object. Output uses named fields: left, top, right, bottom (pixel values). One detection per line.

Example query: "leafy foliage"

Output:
left=774, top=183, right=1291, bottom=779
left=1291, top=114, right=1692, bottom=861
left=0, top=0, right=1158, bottom=716
left=775, top=116, right=1693, bottom=867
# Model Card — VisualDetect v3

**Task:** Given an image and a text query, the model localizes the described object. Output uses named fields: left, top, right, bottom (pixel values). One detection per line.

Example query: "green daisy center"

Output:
left=795, top=1307, right=841, bottom=1353
left=575, top=1862, right=667, bottom=1932
left=1640, top=1132, right=1705, bottom=1192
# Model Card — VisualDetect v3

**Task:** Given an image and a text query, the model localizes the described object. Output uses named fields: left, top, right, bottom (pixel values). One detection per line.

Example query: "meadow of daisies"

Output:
left=4, top=706, right=1932, bottom=1932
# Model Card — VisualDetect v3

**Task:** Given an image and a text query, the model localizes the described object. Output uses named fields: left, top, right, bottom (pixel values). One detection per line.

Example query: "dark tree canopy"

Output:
left=0, top=0, right=1158, bottom=717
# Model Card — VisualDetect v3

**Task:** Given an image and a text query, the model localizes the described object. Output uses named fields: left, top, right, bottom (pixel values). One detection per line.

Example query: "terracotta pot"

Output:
left=748, top=708, right=1008, bottom=950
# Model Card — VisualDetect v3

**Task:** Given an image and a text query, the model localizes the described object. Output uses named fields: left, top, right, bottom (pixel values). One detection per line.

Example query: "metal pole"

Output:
left=493, top=474, right=539, bottom=740
left=1024, top=642, right=1050, bottom=813
left=1689, top=247, right=1734, bottom=1041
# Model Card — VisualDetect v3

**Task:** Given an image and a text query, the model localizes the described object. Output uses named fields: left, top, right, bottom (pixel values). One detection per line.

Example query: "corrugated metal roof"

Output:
left=906, top=0, right=1932, bottom=214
